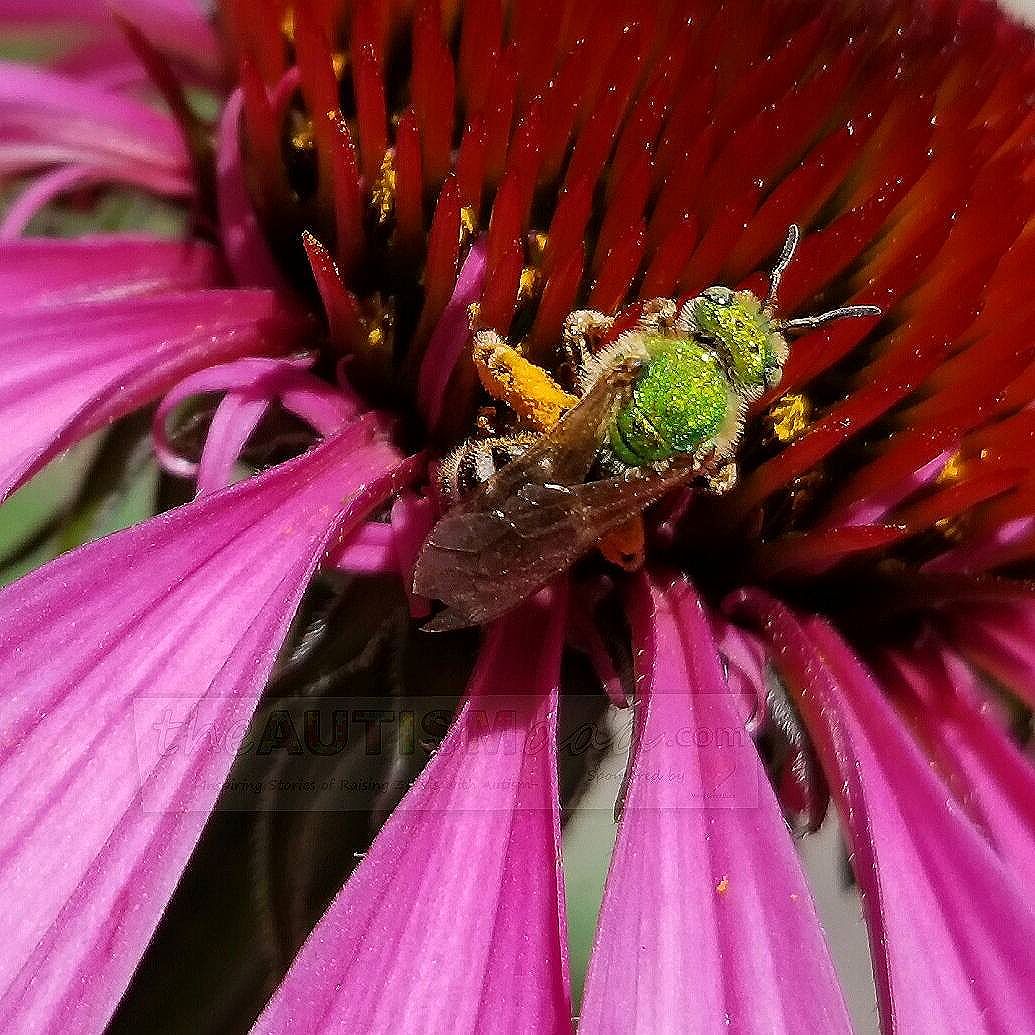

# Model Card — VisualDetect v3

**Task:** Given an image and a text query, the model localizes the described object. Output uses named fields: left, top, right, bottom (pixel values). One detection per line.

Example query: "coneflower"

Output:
left=2, top=0, right=1035, bottom=1032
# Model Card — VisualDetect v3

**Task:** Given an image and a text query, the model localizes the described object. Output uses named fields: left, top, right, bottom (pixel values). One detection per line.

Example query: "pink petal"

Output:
left=327, top=521, right=399, bottom=574
left=731, top=591, right=1035, bottom=1033
left=0, top=62, right=190, bottom=195
left=882, top=642, right=1035, bottom=885
left=0, top=290, right=306, bottom=501
left=0, top=236, right=223, bottom=308
left=0, top=0, right=221, bottom=79
left=820, top=448, right=954, bottom=529
left=389, top=492, right=435, bottom=616
left=0, top=165, right=92, bottom=238
left=710, top=614, right=768, bottom=733
left=942, top=600, right=1035, bottom=710
left=0, top=418, right=411, bottom=1034
left=923, top=515, right=1035, bottom=573
left=567, top=598, right=627, bottom=708
left=580, top=576, right=850, bottom=1035
left=254, top=592, right=572, bottom=1035
left=194, top=389, right=270, bottom=493
left=151, top=356, right=357, bottom=487
left=217, top=89, right=285, bottom=289
left=417, top=238, right=487, bottom=432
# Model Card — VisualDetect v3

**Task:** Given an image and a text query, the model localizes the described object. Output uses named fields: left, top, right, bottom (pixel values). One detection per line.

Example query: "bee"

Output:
left=413, top=225, right=880, bottom=630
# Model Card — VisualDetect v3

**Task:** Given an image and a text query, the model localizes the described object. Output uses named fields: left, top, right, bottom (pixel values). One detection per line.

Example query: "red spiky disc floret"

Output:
left=223, top=0, right=1035, bottom=634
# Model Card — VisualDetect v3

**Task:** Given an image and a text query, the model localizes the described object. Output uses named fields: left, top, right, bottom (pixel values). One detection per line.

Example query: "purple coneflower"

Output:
left=3, top=0, right=1035, bottom=1031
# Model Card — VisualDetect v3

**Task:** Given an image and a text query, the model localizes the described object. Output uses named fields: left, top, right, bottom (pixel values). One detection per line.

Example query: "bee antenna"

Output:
left=781, top=304, right=882, bottom=332
left=765, top=224, right=800, bottom=310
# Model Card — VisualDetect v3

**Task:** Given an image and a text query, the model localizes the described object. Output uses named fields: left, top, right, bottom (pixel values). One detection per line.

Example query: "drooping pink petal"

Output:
left=0, top=62, right=190, bottom=195
left=0, top=0, right=221, bottom=80
left=217, top=89, right=285, bottom=288
left=567, top=596, right=627, bottom=708
left=0, top=417, right=412, bottom=1034
left=881, top=641, right=1035, bottom=885
left=253, top=592, right=572, bottom=1035
left=731, top=591, right=1035, bottom=1033
left=710, top=614, right=768, bottom=734
left=53, top=40, right=150, bottom=90
left=417, top=237, right=487, bottom=431
left=0, top=289, right=307, bottom=501
left=0, top=236, right=223, bottom=308
left=0, top=165, right=92, bottom=238
left=327, top=521, right=399, bottom=574
left=580, top=575, right=850, bottom=1035
left=389, top=491, right=435, bottom=616
left=941, top=599, right=1035, bottom=711
left=151, top=356, right=359, bottom=488
left=194, top=389, right=271, bottom=493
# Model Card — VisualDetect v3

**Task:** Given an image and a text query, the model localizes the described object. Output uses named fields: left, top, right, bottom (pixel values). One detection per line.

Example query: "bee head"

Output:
left=691, top=287, right=787, bottom=398
left=690, top=225, right=881, bottom=400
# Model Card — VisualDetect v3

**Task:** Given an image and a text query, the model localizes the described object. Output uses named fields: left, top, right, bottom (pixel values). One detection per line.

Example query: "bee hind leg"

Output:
left=436, top=432, right=541, bottom=507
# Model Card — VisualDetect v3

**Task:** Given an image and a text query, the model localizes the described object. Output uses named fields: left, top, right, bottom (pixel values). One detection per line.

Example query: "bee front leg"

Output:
left=562, top=309, right=616, bottom=370
left=636, top=298, right=679, bottom=334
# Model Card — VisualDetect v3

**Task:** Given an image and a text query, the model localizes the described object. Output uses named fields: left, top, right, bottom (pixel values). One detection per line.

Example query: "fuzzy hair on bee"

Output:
left=414, top=225, right=882, bottom=629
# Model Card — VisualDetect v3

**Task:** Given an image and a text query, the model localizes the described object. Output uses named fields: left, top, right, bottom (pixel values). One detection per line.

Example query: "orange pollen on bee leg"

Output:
left=599, top=515, right=647, bottom=572
left=472, top=338, right=578, bottom=432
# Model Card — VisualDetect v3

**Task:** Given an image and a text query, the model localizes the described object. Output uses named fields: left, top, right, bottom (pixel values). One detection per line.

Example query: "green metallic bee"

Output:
left=414, top=225, right=880, bottom=629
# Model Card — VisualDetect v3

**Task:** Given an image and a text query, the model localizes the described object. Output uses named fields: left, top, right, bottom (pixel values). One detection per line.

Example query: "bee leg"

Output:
left=561, top=309, right=616, bottom=370
left=636, top=298, right=678, bottom=334
left=705, top=459, right=739, bottom=496
left=436, top=443, right=468, bottom=509
left=473, top=330, right=578, bottom=430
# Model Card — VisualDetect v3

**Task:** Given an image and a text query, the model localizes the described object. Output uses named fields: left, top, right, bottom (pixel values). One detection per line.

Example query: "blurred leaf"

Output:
left=0, top=33, right=69, bottom=63
left=20, top=187, right=188, bottom=238
left=0, top=435, right=103, bottom=565
left=0, top=411, right=157, bottom=585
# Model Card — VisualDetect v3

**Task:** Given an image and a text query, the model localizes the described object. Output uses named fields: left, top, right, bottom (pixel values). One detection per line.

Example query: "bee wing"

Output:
left=414, top=455, right=705, bottom=631
left=475, top=354, right=644, bottom=506
left=413, top=356, right=639, bottom=628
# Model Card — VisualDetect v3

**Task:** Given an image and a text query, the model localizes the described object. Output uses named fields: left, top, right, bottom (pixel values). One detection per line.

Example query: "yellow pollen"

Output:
left=935, top=515, right=967, bottom=542
left=460, top=205, right=478, bottom=240
left=332, top=52, right=347, bottom=78
left=290, top=118, right=315, bottom=152
left=472, top=327, right=646, bottom=571
left=769, top=393, right=812, bottom=442
left=937, top=451, right=965, bottom=484
left=518, top=266, right=541, bottom=301
left=529, top=231, right=549, bottom=264
left=372, top=150, right=397, bottom=223
left=364, top=299, right=394, bottom=355
left=472, top=338, right=577, bottom=432
left=281, top=6, right=295, bottom=42
left=716, top=876, right=730, bottom=895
